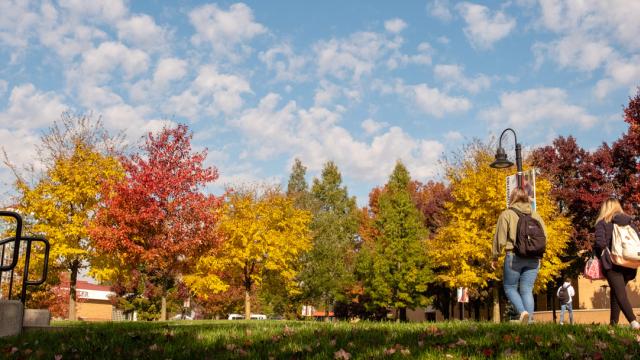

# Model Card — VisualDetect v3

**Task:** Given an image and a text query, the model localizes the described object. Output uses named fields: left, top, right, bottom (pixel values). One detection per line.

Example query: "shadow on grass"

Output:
left=2, top=320, right=639, bottom=359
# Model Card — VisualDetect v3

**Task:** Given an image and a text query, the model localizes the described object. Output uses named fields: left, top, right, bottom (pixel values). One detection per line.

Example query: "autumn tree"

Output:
left=430, top=141, right=571, bottom=319
left=611, top=88, right=640, bottom=213
left=90, top=124, right=221, bottom=320
left=298, top=161, right=359, bottom=314
left=5, top=114, right=124, bottom=320
left=359, top=161, right=432, bottom=321
left=184, top=186, right=311, bottom=320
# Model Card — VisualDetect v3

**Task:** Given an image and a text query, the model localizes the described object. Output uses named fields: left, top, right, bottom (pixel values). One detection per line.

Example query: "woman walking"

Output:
left=594, top=198, right=640, bottom=329
left=492, top=187, right=546, bottom=324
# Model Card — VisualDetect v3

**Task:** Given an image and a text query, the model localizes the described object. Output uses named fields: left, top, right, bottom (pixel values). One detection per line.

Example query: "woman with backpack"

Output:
left=492, top=187, right=547, bottom=324
left=594, top=198, right=640, bottom=329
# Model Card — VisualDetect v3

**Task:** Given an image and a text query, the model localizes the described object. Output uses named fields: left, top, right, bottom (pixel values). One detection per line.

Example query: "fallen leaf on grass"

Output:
left=237, top=348, right=248, bottom=356
left=334, top=348, right=351, bottom=359
left=149, top=344, right=159, bottom=351
left=330, top=338, right=337, bottom=347
left=225, top=344, right=237, bottom=351
left=445, top=355, right=453, bottom=359
left=304, top=346, right=313, bottom=353
left=566, top=334, right=575, bottom=342
left=347, top=342, right=354, bottom=348
left=455, top=338, right=467, bottom=346
left=283, top=325, right=294, bottom=336
left=383, top=348, right=396, bottom=356
left=418, top=340, right=424, bottom=348
left=400, top=349, right=411, bottom=356
left=594, top=340, right=608, bottom=350
left=482, top=348, right=493, bottom=357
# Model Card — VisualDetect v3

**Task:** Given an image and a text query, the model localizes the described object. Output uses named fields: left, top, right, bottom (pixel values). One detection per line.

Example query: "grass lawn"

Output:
left=1, top=320, right=640, bottom=359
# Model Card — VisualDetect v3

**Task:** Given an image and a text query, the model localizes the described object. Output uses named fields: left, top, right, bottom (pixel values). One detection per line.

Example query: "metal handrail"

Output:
left=0, top=212, right=50, bottom=305
left=0, top=211, right=22, bottom=271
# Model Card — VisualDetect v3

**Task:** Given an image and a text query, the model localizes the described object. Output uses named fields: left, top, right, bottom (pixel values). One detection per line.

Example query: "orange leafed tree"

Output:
left=90, top=124, right=222, bottom=320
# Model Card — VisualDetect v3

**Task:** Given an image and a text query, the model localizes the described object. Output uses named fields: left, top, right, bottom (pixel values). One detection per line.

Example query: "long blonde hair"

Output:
left=595, top=198, right=624, bottom=224
left=509, top=187, right=530, bottom=206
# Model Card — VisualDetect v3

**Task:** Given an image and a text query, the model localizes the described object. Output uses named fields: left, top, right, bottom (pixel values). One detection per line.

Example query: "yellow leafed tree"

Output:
left=184, top=186, right=311, bottom=319
left=9, top=115, right=124, bottom=320
left=429, top=141, right=571, bottom=298
left=15, top=142, right=123, bottom=319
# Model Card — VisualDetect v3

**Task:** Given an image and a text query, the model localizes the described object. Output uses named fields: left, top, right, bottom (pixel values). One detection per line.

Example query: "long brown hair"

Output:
left=509, top=187, right=529, bottom=206
left=595, top=198, right=624, bottom=225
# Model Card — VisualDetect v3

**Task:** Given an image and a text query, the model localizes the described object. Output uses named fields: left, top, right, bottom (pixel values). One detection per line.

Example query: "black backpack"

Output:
left=511, top=208, right=546, bottom=258
left=558, top=286, right=569, bottom=303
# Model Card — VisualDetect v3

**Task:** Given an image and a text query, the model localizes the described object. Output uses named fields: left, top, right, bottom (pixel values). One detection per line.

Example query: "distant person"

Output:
left=594, top=198, right=640, bottom=329
left=492, top=187, right=547, bottom=324
left=557, top=279, right=575, bottom=325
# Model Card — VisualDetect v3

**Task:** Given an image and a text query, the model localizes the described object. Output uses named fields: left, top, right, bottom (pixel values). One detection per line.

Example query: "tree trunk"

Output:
left=492, top=287, right=500, bottom=323
left=161, top=296, right=167, bottom=321
left=398, top=307, right=407, bottom=322
left=244, top=288, right=251, bottom=320
left=68, top=261, right=79, bottom=321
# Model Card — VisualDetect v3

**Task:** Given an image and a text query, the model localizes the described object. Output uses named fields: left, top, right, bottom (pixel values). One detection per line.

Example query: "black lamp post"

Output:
left=490, top=128, right=523, bottom=188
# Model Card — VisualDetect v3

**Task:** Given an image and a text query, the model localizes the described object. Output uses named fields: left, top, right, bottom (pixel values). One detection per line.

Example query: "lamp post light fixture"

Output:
left=490, top=128, right=523, bottom=188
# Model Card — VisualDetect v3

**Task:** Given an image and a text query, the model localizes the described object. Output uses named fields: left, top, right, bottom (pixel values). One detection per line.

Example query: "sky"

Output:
left=1, top=0, right=639, bottom=205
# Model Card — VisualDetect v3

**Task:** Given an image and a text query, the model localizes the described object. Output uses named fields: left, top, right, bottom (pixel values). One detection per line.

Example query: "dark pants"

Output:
left=605, top=265, right=637, bottom=325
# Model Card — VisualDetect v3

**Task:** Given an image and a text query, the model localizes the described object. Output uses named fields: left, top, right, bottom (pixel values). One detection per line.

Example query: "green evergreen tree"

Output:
left=286, top=158, right=313, bottom=210
left=364, top=161, right=432, bottom=321
left=299, top=161, right=359, bottom=315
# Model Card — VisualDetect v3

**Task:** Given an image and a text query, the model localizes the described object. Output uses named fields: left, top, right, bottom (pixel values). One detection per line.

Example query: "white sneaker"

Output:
left=631, top=320, right=640, bottom=330
left=519, top=311, right=529, bottom=324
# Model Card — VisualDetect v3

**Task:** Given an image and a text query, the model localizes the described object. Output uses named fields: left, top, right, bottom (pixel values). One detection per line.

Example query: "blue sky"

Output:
left=1, top=0, right=639, bottom=205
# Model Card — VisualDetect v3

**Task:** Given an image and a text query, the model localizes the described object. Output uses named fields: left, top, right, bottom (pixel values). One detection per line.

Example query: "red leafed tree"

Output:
left=531, top=137, right=615, bottom=258
left=90, top=124, right=222, bottom=320
left=612, top=88, right=640, bottom=213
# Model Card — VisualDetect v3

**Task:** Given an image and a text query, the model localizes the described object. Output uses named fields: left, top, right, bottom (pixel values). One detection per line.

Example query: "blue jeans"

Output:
left=560, top=302, right=573, bottom=324
left=503, top=252, right=539, bottom=322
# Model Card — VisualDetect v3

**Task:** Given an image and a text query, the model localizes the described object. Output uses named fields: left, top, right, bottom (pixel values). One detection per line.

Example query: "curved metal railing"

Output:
left=0, top=211, right=50, bottom=305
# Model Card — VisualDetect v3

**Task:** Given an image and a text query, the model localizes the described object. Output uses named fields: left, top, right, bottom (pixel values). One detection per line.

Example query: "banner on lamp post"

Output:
left=506, top=168, right=537, bottom=210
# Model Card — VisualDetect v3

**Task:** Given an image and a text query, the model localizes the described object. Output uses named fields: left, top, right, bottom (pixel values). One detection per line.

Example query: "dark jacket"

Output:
left=594, top=213, right=639, bottom=255
left=594, top=213, right=640, bottom=274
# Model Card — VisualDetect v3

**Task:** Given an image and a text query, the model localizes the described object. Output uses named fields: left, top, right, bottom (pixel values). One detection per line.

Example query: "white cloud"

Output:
left=533, top=33, right=614, bottom=72
left=258, top=43, right=308, bottom=82
left=434, top=64, right=491, bottom=93
left=532, top=0, right=640, bottom=94
left=428, top=0, right=453, bottom=22
left=231, top=93, right=444, bottom=183
left=166, top=66, right=251, bottom=121
left=361, top=118, right=388, bottom=135
left=0, top=84, right=68, bottom=130
left=537, top=0, right=640, bottom=51
left=58, top=0, right=128, bottom=24
left=314, top=31, right=401, bottom=81
left=384, top=18, right=407, bottom=34
left=116, top=14, right=168, bottom=50
left=457, top=2, right=516, bottom=49
left=437, top=36, right=450, bottom=44
left=78, top=41, right=150, bottom=83
left=387, top=42, right=432, bottom=70
left=153, top=57, right=188, bottom=86
left=444, top=131, right=463, bottom=141
left=409, top=84, right=472, bottom=117
left=481, top=88, right=597, bottom=130
left=595, top=55, right=640, bottom=99
left=0, top=80, right=7, bottom=97
left=189, top=3, right=266, bottom=57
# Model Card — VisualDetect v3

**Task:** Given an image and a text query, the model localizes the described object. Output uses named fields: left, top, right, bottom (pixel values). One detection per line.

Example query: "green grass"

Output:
left=2, top=320, right=640, bottom=359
